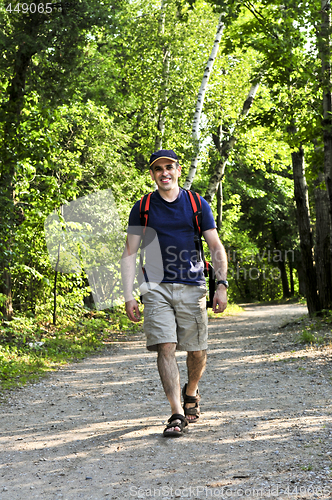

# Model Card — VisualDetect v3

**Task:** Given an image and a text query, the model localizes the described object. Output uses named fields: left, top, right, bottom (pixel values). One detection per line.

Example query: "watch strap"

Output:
left=216, top=280, right=228, bottom=288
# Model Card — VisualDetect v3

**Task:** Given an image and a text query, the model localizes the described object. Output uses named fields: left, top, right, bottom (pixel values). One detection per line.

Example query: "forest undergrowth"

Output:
left=0, top=305, right=142, bottom=391
left=0, top=302, right=242, bottom=391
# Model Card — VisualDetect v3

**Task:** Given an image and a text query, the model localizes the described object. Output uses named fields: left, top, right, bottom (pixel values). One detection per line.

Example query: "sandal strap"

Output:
left=184, top=406, right=200, bottom=416
left=167, top=413, right=186, bottom=424
left=164, top=414, right=188, bottom=431
left=183, top=394, right=201, bottom=404
left=182, top=384, right=201, bottom=421
left=182, top=384, right=201, bottom=404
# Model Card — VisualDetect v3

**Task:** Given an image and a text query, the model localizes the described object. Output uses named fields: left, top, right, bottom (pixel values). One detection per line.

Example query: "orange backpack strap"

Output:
left=138, top=193, right=153, bottom=295
left=139, top=192, right=152, bottom=232
left=186, top=190, right=215, bottom=307
left=186, top=190, right=204, bottom=263
left=187, top=190, right=202, bottom=235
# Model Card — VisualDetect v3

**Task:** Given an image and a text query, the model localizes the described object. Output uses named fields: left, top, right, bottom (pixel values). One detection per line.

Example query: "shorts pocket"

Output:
left=198, top=285, right=207, bottom=297
left=143, top=305, right=156, bottom=324
left=195, top=310, right=208, bottom=345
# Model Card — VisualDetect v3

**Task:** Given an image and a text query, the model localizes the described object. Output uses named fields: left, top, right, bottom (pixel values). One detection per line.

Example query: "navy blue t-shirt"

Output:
left=127, top=188, right=216, bottom=286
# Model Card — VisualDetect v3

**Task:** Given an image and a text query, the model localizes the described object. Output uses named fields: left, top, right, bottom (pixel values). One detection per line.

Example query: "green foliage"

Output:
left=0, top=321, right=105, bottom=389
left=295, top=310, right=332, bottom=346
left=207, top=302, right=243, bottom=318
left=297, top=328, right=325, bottom=345
left=0, top=0, right=325, bottom=351
left=204, top=124, right=298, bottom=302
left=0, top=306, right=143, bottom=389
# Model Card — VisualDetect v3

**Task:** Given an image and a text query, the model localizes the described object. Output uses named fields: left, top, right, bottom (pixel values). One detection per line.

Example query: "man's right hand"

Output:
left=125, top=298, right=141, bottom=322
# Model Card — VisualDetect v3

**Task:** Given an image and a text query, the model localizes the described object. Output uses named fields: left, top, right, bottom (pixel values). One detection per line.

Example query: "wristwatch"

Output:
left=216, top=280, right=228, bottom=289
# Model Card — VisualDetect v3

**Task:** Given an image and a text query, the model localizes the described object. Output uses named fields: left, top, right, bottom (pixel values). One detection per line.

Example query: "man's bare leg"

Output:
left=157, top=343, right=184, bottom=432
left=185, top=350, right=207, bottom=421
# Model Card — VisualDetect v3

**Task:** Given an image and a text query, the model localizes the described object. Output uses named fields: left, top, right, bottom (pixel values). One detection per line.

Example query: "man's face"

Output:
left=149, top=158, right=181, bottom=192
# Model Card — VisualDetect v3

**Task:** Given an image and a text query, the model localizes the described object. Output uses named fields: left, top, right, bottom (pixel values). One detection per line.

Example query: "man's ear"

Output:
left=177, top=165, right=182, bottom=177
left=149, top=168, right=155, bottom=181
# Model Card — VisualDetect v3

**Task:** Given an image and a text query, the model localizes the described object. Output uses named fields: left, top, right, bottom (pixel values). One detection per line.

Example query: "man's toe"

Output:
left=165, top=419, right=181, bottom=432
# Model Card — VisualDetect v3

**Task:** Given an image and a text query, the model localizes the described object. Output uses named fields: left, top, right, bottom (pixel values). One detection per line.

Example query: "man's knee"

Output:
left=187, top=350, right=207, bottom=360
left=157, top=342, right=177, bottom=357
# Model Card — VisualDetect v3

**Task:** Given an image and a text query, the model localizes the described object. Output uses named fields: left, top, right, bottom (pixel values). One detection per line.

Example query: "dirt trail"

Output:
left=1, top=303, right=332, bottom=500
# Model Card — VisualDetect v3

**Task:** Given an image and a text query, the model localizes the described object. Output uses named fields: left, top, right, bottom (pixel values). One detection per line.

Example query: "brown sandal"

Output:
left=182, top=383, right=201, bottom=423
left=163, top=413, right=188, bottom=437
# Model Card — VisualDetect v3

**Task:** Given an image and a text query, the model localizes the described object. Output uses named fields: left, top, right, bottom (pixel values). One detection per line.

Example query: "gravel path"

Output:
left=1, top=303, right=332, bottom=500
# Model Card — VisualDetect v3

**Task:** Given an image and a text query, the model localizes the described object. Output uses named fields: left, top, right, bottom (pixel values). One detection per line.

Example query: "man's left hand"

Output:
left=212, top=286, right=227, bottom=313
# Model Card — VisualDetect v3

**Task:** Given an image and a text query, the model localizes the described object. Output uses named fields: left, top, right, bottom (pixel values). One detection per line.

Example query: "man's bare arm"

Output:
left=121, top=233, right=142, bottom=322
left=203, top=228, right=228, bottom=314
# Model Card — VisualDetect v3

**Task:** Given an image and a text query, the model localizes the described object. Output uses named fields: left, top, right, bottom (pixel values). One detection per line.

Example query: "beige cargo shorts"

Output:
left=142, top=282, right=208, bottom=351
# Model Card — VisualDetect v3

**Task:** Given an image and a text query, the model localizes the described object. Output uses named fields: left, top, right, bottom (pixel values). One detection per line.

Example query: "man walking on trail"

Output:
left=121, top=149, right=228, bottom=437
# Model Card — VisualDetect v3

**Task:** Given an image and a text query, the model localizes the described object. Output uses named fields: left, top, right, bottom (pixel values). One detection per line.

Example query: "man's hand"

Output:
left=125, top=298, right=141, bottom=322
left=212, top=285, right=227, bottom=314
left=202, top=228, right=228, bottom=314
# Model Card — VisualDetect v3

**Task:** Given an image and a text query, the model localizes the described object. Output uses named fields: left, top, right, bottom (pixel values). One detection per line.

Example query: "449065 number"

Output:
left=6, top=3, right=55, bottom=13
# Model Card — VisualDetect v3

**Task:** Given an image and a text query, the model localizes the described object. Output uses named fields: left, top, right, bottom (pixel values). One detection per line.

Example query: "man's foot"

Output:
left=163, top=414, right=188, bottom=437
left=182, top=384, right=201, bottom=423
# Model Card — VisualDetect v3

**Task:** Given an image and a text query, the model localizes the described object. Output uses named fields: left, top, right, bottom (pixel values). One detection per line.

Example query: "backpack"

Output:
left=139, top=190, right=215, bottom=308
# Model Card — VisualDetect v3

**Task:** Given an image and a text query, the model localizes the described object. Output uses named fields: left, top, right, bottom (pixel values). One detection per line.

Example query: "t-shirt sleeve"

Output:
left=200, top=196, right=217, bottom=231
left=127, top=200, right=142, bottom=234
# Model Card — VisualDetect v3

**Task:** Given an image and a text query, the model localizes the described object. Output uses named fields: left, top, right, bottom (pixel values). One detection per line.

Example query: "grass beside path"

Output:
left=207, top=302, right=244, bottom=318
left=0, top=307, right=143, bottom=392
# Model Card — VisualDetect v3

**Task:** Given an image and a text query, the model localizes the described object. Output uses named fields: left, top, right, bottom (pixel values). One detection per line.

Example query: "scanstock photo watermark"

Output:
left=225, top=247, right=295, bottom=281
left=129, top=484, right=330, bottom=498
left=44, top=188, right=296, bottom=310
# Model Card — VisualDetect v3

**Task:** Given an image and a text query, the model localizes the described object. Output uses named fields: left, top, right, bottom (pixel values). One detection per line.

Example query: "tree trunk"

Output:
left=52, top=244, right=61, bottom=325
left=277, top=260, right=290, bottom=298
left=204, top=81, right=260, bottom=203
left=183, top=15, right=224, bottom=189
left=292, top=147, right=320, bottom=314
left=289, top=260, right=295, bottom=296
left=319, top=0, right=332, bottom=295
left=314, top=172, right=332, bottom=309
left=296, top=261, right=306, bottom=296
left=204, top=137, right=236, bottom=204
left=154, top=0, right=170, bottom=151
left=1, top=269, right=13, bottom=319
left=271, top=225, right=290, bottom=298
left=216, top=181, right=223, bottom=232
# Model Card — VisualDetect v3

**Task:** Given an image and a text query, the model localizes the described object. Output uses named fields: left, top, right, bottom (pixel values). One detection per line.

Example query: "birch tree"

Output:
left=154, top=0, right=170, bottom=151
left=183, top=15, right=224, bottom=189
left=104, top=0, right=223, bottom=165
left=204, top=81, right=260, bottom=205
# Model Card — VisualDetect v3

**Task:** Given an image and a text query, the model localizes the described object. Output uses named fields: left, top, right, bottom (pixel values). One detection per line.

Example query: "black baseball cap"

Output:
left=149, top=149, right=178, bottom=167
